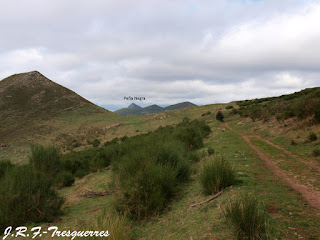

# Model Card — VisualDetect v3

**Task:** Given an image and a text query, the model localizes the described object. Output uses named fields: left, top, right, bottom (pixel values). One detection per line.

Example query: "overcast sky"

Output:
left=1, top=0, right=320, bottom=111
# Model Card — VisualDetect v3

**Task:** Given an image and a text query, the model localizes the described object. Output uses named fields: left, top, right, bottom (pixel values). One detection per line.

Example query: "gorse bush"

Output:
left=309, top=132, right=318, bottom=142
left=55, top=171, right=75, bottom=188
left=222, top=194, right=269, bottom=240
left=112, top=120, right=211, bottom=219
left=0, top=165, right=63, bottom=232
left=207, top=147, right=215, bottom=156
left=29, top=144, right=61, bottom=178
left=216, top=111, right=224, bottom=122
left=200, top=157, right=236, bottom=195
left=0, top=160, right=14, bottom=180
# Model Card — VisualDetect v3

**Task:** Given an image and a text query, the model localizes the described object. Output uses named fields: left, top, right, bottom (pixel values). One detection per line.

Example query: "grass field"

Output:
left=2, top=105, right=320, bottom=240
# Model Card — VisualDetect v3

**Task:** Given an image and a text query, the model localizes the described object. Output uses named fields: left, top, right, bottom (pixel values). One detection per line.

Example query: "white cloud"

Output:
left=0, top=0, right=320, bottom=110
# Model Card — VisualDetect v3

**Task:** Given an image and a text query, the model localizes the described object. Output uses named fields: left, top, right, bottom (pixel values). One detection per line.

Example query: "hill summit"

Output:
left=0, top=71, right=106, bottom=142
left=128, top=103, right=142, bottom=109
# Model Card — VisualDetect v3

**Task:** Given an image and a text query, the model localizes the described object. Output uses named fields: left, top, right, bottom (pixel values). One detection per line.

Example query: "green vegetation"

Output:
left=112, top=120, right=210, bottom=219
left=88, top=209, right=132, bottom=240
left=207, top=146, right=215, bottom=155
left=115, top=102, right=196, bottom=116
left=222, top=194, right=269, bottom=240
left=309, top=132, right=318, bottom=142
left=200, top=157, right=236, bottom=195
left=312, top=148, right=320, bottom=157
left=216, top=111, right=224, bottom=122
left=237, top=87, right=320, bottom=122
left=0, top=165, right=63, bottom=232
left=0, top=160, right=14, bottom=180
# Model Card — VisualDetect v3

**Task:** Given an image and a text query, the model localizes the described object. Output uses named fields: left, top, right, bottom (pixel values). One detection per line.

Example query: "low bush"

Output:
left=309, top=132, right=318, bottom=142
left=55, top=171, right=75, bottom=188
left=312, top=148, right=320, bottom=157
left=29, top=144, right=61, bottom=179
left=216, top=111, right=224, bottom=122
left=92, top=139, right=100, bottom=147
left=0, top=160, right=14, bottom=180
left=0, top=165, right=63, bottom=232
left=207, top=147, right=215, bottom=156
left=222, top=194, right=269, bottom=240
left=200, top=157, right=236, bottom=195
left=114, top=153, right=178, bottom=219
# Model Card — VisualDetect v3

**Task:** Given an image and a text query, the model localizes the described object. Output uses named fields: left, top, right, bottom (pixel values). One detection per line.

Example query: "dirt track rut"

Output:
left=224, top=122, right=320, bottom=212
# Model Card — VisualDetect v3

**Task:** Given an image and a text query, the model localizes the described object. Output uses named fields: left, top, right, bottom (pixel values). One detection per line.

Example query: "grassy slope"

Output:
left=5, top=103, right=320, bottom=240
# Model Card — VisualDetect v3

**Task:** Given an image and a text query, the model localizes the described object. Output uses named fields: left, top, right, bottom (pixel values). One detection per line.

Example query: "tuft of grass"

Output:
left=87, top=209, right=132, bottom=240
left=221, top=194, right=269, bottom=240
left=309, top=132, right=318, bottom=142
left=200, top=157, right=236, bottom=195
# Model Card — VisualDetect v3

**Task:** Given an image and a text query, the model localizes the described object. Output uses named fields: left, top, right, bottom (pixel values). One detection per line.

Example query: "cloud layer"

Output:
left=1, top=0, right=320, bottom=110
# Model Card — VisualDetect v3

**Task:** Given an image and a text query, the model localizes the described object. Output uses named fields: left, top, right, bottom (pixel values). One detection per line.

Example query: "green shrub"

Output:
left=174, top=125, right=204, bottom=149
left=226, top=105, right=234, bottom=109
left=55, top=171, right=75, bottom=188
left=216, top=111, right=224, bottom=122
left=0, top=165, right=63, bottom=232
left=200, top=157, right=236, bottom=195
left=188, top=151, right=201, bottom=163
left=92, top=139, right=101, bottom=147
left=315, top=108, right=320, bottom=123
left=0, top=160, right=14, bottom=180
left=87, top=209, right=132, bottom=240
left=207, top=147, right=215, bottom=156
left=222, top=194, right=269, bottom=240
left=29, top=145, right=61, bottom=178
left=312, top=148, right=320, bottom=157
left=115, top=154, right=178, bottom=219
left=309, top=132, right=318, bottom=142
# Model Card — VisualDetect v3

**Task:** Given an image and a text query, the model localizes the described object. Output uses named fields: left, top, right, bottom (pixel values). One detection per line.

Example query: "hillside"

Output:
left=115, top=102, right=197, bottom=116
left=164, top=101, right=196, bottom=111
left=0, top=71, right=114, bottom=144
left=237, top=87, right=320, bottom=123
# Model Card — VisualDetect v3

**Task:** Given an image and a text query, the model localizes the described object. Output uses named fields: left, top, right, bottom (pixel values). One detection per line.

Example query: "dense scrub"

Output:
left=112, top=120, right=211, bottom=219
left=0, top=165, right=63, bottom=232
left=237, top=87, right=320, bottom=122
left=0, top=119, right=211, bottom=229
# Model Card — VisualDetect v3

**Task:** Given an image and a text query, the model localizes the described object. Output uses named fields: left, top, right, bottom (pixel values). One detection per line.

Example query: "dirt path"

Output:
left=251, top=132, right=320, bottom=173
left=224, top=122, right=320, bottom=212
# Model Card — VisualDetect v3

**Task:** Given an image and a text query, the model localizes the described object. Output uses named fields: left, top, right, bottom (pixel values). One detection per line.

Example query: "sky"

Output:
left=1, top=0, right=320, bottom=111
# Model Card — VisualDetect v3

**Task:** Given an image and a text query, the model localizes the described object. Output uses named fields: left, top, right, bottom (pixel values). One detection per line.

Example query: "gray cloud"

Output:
left=0, top=0, right=320, bottom=111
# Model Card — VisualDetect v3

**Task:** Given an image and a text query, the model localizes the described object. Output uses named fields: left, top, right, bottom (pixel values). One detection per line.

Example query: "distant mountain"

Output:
left=142, top=104, right=163, bottom=114
left=115, top=102, right=196, bottom=116
left=164, top=101, right=197, bottom=111
left=128, top=103, right=142, bottom=109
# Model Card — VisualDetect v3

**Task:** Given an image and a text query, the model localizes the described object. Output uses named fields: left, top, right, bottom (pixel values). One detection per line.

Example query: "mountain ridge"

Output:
left=114, top=101, right=197, bottom=116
